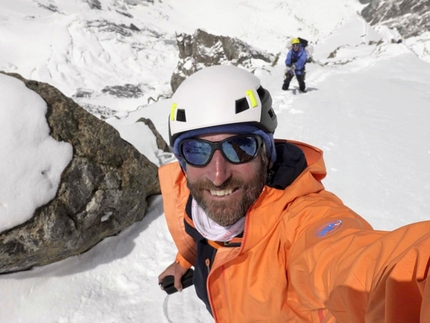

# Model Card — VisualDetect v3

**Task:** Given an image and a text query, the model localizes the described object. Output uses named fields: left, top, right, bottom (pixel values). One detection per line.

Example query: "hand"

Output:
left=285, top=68, right=294, bottom=76
left=158, top=261, right=189, bottom=292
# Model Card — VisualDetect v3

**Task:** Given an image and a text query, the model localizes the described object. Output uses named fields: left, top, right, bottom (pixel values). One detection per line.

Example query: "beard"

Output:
left=187, top=159, right=267, bottom=227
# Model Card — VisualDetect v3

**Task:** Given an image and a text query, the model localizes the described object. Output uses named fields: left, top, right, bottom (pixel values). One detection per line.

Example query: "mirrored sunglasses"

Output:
left=179, top=135, right=263, bottom=167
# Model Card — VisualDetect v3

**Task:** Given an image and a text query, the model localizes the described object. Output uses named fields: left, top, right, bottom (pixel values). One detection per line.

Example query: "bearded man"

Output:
left=158, top=65, right=430, bottom=323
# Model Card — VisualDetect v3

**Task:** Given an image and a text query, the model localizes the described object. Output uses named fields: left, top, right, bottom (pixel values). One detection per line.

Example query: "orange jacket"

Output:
left=159, top=140, right=430, bottom=323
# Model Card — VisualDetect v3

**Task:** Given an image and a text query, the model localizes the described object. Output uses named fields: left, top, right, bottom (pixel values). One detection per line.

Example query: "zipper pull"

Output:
left=205, top=258, right=211, bottom=275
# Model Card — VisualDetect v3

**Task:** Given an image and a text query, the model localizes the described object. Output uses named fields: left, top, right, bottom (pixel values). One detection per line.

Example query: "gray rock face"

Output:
left=101, top=83, right=144, bottom=98
left=84, top=0, right=102, bottom=10
left=0, top=72, right=161, bottom=274
left=361, top=0, right=430, bottom=38
left=171, top=29, right=278, bottom=92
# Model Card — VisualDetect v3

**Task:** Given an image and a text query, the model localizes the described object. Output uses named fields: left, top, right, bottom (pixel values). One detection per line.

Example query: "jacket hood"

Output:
left=267, top=140, right=308, bottom=189
left=269, top=139, right=327, bottom=189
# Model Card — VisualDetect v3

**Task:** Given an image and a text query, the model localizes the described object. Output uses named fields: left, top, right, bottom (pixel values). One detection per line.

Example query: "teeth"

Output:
left=210, top=189, right=233, bottom=196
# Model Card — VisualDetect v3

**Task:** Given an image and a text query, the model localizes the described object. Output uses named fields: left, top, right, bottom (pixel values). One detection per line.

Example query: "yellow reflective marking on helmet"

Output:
left=170, top=103, right=177, bottom=121
left=246, top=90, right=258, bottom=108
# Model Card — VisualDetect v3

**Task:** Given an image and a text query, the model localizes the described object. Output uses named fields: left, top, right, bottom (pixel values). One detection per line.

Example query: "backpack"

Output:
left=297, top=37, right=313, bottom=63
left=298, top=37, right=308, bottom=48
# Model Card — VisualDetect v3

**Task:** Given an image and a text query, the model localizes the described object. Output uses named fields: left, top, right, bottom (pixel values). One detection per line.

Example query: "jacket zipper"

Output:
left=206, top=188, right=268, bottom=321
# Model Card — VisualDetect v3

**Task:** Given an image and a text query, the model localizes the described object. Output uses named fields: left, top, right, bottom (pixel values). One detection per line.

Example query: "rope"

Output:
left=162, top=294, right=174, bottom=323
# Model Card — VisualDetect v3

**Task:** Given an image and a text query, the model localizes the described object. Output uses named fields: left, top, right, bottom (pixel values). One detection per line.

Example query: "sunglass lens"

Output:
left=181, top=140, right=211, bottom=166
left=222, top=136, right=258, bottom=163
left=180, top=136, right=260, bottom=166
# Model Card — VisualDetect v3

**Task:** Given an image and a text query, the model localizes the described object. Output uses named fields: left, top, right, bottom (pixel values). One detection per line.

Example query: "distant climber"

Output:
left=282, top=38, right=308, bottom=93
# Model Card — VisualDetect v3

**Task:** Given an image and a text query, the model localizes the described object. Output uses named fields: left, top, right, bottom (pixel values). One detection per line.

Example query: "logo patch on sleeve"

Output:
left=315, top=220, right=343, bottom=237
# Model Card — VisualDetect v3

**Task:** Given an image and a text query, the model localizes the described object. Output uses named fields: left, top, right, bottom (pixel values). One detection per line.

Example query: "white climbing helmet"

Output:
left=168, top=65, right=277, bottom=146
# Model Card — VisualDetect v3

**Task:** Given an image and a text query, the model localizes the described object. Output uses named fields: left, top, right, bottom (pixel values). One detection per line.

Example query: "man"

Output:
left=158, top=65, right=430, bottom=322
left=282, top=37, right=307, bottom=92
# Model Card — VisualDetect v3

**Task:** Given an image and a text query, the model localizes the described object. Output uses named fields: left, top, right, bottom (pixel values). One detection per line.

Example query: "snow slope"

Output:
left=0, top=1, right=429, bottom=322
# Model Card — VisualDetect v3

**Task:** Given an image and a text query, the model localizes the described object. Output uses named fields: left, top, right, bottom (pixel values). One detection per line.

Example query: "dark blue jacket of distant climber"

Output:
left=285, top=45, right=307, bottom=75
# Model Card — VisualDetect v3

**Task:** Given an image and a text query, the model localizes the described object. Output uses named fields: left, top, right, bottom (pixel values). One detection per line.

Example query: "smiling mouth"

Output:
left=209, top=188, right=235, bottom=196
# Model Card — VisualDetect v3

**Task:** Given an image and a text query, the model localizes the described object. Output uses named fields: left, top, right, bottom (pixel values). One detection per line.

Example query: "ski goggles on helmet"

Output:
left=179, top=134, right=263, bottom=167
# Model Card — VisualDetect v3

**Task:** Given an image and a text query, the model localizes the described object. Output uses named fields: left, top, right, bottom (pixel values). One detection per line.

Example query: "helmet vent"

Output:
left=268, top=108, right=275, bottom=118
left=235, top=97, right=250, bottom=114
left=176, top=109, right=187, bottom=122
left=256, top=86, right=265, bottom=100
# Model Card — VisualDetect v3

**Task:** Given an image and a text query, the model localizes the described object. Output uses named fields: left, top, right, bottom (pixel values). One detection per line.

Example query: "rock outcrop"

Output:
left=361, top=0, right=430, bottom=38
left=171, top=29, right=279, bottom=92
left=0, top=72, right=162, bottom=273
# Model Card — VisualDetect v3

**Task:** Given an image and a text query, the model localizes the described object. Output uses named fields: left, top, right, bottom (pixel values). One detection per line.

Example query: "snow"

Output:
left=0, top=0, right=430, bottom=322
left=0, top=74, right=72, bottom=232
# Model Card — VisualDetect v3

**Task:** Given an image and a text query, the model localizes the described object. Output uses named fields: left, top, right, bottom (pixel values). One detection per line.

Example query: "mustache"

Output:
left=188, top=177, right=244, bottom=191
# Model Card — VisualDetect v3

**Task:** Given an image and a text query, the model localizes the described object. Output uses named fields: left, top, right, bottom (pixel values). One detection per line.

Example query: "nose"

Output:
left=205, top=150, right=232, bottom=186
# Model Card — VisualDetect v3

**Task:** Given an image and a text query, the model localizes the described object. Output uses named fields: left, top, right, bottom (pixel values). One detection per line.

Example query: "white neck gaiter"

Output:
left=191, top=198, right=245, bottom=242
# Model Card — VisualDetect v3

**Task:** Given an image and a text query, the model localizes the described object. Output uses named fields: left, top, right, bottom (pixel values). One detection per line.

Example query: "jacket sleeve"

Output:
left=285, top=50, right=292, bottom=66
left=294, top=49, right=307, bottom=72
left=159, top=162, right=197, bottom=268
left=287, top=199, right=430, bottom=322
